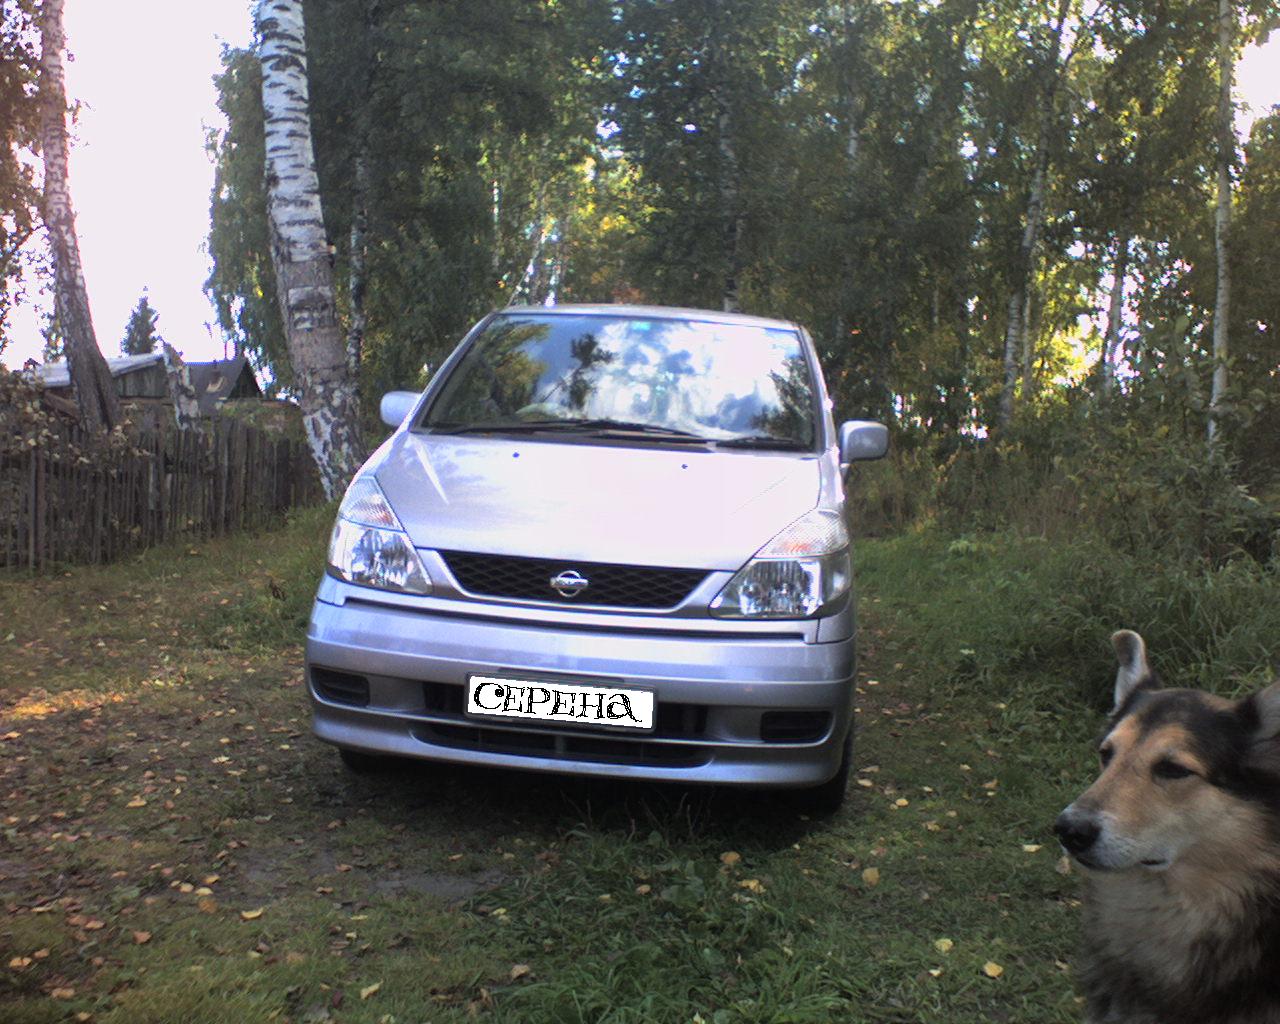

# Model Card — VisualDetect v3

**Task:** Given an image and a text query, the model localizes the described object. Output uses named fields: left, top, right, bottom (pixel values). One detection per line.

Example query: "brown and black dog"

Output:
left=1055, top=630, right=1280, bottom=1024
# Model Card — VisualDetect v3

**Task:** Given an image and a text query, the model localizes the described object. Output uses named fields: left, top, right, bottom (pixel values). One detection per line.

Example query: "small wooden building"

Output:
left=30, top=353, right=262, bottom=417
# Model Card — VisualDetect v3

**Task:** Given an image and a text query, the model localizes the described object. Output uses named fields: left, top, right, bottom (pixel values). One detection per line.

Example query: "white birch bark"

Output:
left=1101, top=237, right=1128, bottom=391
left=161, top=343, right=202, bottom=429
left=1208, top=0, right=1233, bottom=445
left=840, top=1, right=866, bottom=165
left=256, top=0, right=364, bottom=499
left=997, top=0, right=1074, bottom=430
left=998, top=134, right=1049, bottom=428
left=38, top=0, right=121, bottom=433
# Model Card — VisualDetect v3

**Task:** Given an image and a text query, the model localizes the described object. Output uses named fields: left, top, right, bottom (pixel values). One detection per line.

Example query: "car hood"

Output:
left=372, top=433, right=822, bottom=570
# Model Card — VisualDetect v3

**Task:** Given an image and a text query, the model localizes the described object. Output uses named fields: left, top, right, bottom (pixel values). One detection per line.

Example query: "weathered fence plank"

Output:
left=0, top=420, right=323, bottom=571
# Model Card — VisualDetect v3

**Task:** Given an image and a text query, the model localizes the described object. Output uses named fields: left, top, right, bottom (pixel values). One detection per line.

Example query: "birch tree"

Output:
left=38, top=0, right=120, bottom=432
left=996, top=0, right=1076, bottom=430
left=255, top=0, right=364, bottom=499
left=1207, top=0, right=1234, bottom=445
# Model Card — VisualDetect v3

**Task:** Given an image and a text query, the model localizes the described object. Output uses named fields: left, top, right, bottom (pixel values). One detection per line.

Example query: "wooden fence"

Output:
left=1, top=418, right=323, bottom=571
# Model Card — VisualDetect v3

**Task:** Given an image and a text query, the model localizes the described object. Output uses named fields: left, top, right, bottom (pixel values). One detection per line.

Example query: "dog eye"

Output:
left=1098, top=746, right=1114, bottom=767
left=1152, top=760, right=1194, bottom=780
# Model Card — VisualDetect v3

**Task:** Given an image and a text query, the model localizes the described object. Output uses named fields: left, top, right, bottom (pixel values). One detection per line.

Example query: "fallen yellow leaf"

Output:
left=510, top=963, right=532, bottom=982
left=983, top=961, right=1004, bottom=978
left=51, top=987, right=76, bottom=999
left=1022, top=844, right=1043, bottom=853
left=240, top=908, right=264, bottom=921
left=126, top=797, right=147, bottom=808
left=719, top=851, right=741, bottom=867
left=861, top=867, right=880, bottom=886
left=738, top=878, right=766, bottom=894
left=934, top=938, right=954, bottom=954
left=133, top=931, right=152, bottom=945
left=197, top=898, right=218, bottom=914
left=360, top=982, right=381, bottom=1000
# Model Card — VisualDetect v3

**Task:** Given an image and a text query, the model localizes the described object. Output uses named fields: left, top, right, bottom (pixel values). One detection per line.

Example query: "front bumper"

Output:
left=306, top=581, right=856, bottom=787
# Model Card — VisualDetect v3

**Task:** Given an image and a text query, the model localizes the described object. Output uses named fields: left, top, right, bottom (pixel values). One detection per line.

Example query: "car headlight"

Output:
left=327, top=476, right=431, bottom=594
left=709, top=509, right=851, bottom=619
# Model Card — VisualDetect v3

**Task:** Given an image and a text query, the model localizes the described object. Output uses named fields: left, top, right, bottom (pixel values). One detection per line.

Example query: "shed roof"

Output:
left=29, top=352, right=164, bottom=389
left=187, top=356, right=259, bottom=414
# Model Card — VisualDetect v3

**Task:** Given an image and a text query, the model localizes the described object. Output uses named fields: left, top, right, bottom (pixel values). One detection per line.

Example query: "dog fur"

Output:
left=1055, top=630, right=1280, bottom=1024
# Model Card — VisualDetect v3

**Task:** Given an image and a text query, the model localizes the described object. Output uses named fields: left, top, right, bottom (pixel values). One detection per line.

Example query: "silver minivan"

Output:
left=306, top=305, right=886, bottom=810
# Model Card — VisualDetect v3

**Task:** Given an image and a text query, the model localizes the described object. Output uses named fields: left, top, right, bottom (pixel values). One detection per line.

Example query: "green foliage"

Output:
left=205, top=46, right=286, bottom=391
left=195, top=503, right=333, bottom=651
left=0, top=0, right=41, bottom=354
left=120, top=290, right=162, bottom=355
left=206, top=0, right=609, bottom=404
left=928, top=390, right=1277, bottom=565
left=860, top=527, right=1279, bottom=712
left=201, top=0, right=1280, bottom=514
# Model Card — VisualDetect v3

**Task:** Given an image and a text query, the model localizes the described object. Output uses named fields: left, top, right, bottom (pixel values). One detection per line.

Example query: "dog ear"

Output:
left=1248, top=681, right=1280, bottom=745
left=1111, top=630, right=1154, bottom=711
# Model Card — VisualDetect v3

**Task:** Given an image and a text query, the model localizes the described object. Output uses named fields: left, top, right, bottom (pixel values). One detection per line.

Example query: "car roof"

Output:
left=498, top=303, right=800, bottom=332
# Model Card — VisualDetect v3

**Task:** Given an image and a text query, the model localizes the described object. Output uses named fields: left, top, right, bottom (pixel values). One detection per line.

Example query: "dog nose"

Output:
left=1054, top=811, right=1100, bottom=855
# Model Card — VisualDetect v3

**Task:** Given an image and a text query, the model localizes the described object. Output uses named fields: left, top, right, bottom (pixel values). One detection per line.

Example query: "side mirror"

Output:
left=838, top=420, right=888, bottom=466
left=379, top=390, right=420, bottom=428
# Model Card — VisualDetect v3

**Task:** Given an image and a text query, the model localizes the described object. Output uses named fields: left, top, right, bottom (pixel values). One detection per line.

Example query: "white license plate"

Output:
left=465, top=675, right=655, bottom=731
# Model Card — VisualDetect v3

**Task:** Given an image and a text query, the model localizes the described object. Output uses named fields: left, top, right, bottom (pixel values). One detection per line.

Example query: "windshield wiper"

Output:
left=547, top=419, right=711, bottom=441
left=713, top=435, right=809, bottom=451
left=428, top=421, right=562, bottom=435
left=429, top=419, right=711, bottom=442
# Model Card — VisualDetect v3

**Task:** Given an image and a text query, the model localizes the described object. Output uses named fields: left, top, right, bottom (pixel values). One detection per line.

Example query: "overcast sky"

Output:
left=2, top=5, right=1278, bottom=370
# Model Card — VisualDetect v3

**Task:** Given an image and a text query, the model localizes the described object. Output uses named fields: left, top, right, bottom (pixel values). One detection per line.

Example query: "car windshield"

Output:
left=422, top=312, right=817, bottom=448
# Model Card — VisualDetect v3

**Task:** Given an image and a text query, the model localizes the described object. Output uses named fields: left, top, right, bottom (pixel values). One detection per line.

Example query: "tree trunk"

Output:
left=1020, top=287, right=1035, bottom=401
left=998, top=100, right=1051, bottom=430
left=718, top=106, right=743, bottom=314
left=1208, top=0, right=1233, bottom=445
left=997, top=0, right=1073, bottom=431
left=347, top=141, right=369, bottom=376
left=345, top=0, right=380, bottom=378
left=161, top=343, right=202, bottom=430
left=840, top=1, right=867, bottom=165
left=1101, top=236, right=1128, bottom=391
left=256, top=0, right=364, bottom=500
left=38, top=0, right=121, bottom=433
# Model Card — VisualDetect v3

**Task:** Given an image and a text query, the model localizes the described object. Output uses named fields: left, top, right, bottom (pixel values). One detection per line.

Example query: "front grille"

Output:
left=440, top=551, right=708, bottom=609
left=415, top=722, right=710, bottom=769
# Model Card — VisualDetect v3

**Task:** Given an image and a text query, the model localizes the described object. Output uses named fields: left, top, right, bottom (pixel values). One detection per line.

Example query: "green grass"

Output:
left=4, top=512, right=1272, bottom=1022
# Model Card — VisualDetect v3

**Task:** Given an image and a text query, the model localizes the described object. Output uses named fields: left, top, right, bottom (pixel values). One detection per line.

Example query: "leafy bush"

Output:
left=928, top=397, right=1277, bottom=567
left=860, top=529, right=1279, bottom=711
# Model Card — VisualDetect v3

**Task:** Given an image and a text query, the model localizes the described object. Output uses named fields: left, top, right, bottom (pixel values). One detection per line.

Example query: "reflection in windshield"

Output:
left=425, top=313, right=817, bottom=446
